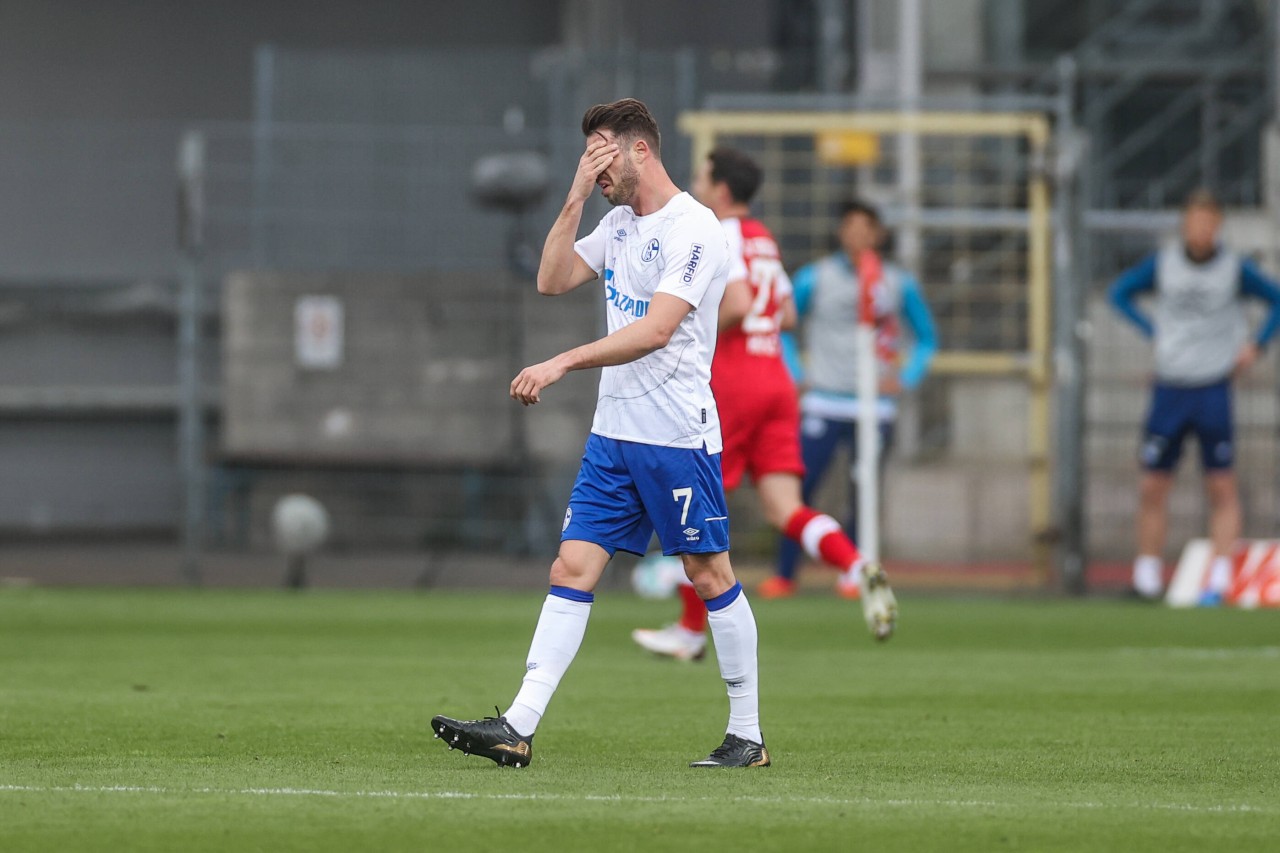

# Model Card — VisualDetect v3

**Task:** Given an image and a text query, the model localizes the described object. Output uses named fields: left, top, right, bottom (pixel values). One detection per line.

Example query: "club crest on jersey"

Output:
left=682, top=243, right=704, bottom=283
left=641, top=238, right=660, bottom=262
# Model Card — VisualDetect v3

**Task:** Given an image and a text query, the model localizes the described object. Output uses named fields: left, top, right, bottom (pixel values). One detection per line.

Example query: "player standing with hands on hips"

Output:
left=432, top=99, right=769, bottom=768
left=1108, top=189, right=1280, bottom=604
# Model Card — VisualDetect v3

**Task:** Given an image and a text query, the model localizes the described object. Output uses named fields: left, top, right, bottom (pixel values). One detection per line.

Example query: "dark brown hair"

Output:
left=581, top=98, right=662, bottom=157
left=839, top=199, right=882, bottom=225
left=708, top=146, right=762, bottom=204
left=1183, top=187, right=1222, bottom=214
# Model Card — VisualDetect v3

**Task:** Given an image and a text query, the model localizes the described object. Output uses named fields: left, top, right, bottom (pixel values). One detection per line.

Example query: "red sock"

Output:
left=783, top=506, right=861, bottom=572
left=678, top=583, right=708, bottom=632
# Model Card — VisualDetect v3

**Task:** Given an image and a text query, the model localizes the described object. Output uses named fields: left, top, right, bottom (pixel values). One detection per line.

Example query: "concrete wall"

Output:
left=0, top=290, right=218, bottom=533
left=887, top=377, right=1034, bottom=562
left=0, top=1, right=562, bottom=122
left=222, top=270, right=598, bottom=465
left=217, top=269, right=598, bottom=550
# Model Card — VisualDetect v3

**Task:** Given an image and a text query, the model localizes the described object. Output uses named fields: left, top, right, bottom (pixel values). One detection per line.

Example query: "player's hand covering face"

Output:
left=584, top=130, right=642, bottom=208
left=571, top=136, right=619, bottom=203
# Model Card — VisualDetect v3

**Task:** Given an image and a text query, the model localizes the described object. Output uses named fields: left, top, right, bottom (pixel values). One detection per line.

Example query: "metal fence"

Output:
left=3, top=40, right=1279, bottom=586
left=680, top=107, right=1055, bottom=567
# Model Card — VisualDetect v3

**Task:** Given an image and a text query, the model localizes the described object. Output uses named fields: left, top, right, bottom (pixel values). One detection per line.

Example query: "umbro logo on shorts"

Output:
left=683, top=527, right=701, bottom=541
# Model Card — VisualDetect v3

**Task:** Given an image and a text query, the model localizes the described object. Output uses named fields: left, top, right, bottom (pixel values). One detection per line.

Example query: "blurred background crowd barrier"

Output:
left=0, top=0, right=1278, bottom=589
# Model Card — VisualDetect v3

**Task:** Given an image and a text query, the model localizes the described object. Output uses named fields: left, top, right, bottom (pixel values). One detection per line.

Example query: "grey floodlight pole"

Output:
left=896, top=0, right=924, bottom=273
left=1052, top=56, right=1088, bottom=594
left=471, top=151, right=552, bottom=554
left=177, top=131, right=207, bottom=586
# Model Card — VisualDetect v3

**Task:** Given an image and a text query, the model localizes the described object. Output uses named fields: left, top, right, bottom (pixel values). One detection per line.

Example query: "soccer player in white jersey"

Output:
left=432, top=99, right=768, bottom=769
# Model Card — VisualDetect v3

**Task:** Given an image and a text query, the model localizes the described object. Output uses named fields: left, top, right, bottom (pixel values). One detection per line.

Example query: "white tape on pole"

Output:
left=855, top=323, right=880, bottom=562
left=855, top=248, right=881, bottom=563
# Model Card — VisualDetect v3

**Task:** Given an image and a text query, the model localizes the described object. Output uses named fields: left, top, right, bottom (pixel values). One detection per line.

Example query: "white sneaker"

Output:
left=859, top=563, right=898, bottom=642
left=1132, top=560, right=1164, bottom=600
left=630, top=624, right=706, bottom=661
left=836, top=568, right=862, bottom=600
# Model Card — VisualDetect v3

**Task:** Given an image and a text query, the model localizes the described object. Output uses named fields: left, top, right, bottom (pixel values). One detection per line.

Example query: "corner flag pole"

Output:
left=855, top=249, right=882, bottom=563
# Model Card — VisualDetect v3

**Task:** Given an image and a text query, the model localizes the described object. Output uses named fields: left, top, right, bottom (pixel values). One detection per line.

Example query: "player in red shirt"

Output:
left=632, top=147, right=896, bottom=660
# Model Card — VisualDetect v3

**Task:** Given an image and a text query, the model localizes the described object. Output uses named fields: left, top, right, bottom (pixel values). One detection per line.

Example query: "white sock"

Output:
left=504, top=589, right=592, bottom=737
left=1133, top=554, right=1163, bottom=597
left=1207, top=556, right=1233, bottom=594
left=705, top=582, right=762, bottom=743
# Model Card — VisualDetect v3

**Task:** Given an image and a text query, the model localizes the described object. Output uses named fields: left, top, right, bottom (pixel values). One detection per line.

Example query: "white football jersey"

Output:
left=574, top=192, right=731, bottom=451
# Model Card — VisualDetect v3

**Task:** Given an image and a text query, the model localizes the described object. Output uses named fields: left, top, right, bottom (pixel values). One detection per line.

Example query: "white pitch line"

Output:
left=1115, top=646, right=1280, bottom=660
left=0, top=784, right=1268, bottom=816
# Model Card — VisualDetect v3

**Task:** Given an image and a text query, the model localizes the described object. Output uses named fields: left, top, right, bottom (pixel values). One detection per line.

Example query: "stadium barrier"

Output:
left=680, top=109, right=1052, bottom=568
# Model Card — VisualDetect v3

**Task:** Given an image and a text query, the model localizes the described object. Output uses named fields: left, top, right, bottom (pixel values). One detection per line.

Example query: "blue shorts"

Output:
left=1141, top=379, right=1234, bottom=472
left=561, top=433, right=730, bottom=557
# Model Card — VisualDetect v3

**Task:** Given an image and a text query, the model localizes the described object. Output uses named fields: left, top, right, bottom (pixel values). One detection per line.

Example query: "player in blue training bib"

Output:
left=1109, top=189, right=1280, bottom=604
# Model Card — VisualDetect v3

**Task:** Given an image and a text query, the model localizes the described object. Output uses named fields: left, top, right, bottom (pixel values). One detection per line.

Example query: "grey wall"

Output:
left=0, top=0, right=562, bottom=121
left=0, top=420, right=181, bottom=533
left=0, top=0, right=797, bottom=541
left=0, top=0, right=777, bottom=122
left=222, top=270, right=597, bottom=465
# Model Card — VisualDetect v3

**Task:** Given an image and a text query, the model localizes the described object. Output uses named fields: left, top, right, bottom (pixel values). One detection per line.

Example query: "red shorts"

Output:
left=714, top=378, right=806, bottom=493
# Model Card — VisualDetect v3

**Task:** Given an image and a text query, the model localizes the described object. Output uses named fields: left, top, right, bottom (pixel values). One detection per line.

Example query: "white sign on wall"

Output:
left=294, top=295, right=344, bottom=369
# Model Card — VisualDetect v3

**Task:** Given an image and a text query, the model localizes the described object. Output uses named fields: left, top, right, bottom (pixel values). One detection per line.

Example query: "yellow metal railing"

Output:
left=680, top=109, right=1053, bottom=569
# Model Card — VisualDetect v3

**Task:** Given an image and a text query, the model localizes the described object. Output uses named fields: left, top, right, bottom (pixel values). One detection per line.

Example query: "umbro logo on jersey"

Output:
left=682, top=243, right=704, bottom=283
left=641, top=238, right=660, bottom=262
left=614, top=229, right=627, bottom=242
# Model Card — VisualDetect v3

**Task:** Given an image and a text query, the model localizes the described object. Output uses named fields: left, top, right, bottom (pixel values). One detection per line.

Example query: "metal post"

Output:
left=896, top=0, right=923, bottom=273
left=1051, top=56, right=1088, bottom=594
left=1027, top=123, right=1054, bottom=582
left=816, top=0, right=849, bottom=94
left=251, top=44, right=275, bottom=268
left=1199, top=80, right=1218, bottom=190
left=508, top=210, right=550, bottom=556
left=1272, top=0, right=1280, bottom=127
left=673, top=47, right=699, bottom=184
left=177, top=131, right=207, bottom=586
left=1270, top=0, right=1280, bottom=536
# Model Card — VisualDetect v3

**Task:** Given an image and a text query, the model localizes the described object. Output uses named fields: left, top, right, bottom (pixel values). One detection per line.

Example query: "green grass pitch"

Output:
left=1, top=587, right=1277, bottom=851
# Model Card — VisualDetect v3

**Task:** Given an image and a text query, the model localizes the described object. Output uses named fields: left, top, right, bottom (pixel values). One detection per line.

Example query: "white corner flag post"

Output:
left=855, top=249, right=882, bottom=563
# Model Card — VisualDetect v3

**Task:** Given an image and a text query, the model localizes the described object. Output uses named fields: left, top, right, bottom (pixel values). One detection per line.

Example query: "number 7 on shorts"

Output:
left=672, top=487, right=692, bottom=526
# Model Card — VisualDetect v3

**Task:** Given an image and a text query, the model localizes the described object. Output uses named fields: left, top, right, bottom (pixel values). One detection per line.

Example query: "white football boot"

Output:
left=630, top=623, right=707, bottom=661
left=859, top=562, right=898, bottom=641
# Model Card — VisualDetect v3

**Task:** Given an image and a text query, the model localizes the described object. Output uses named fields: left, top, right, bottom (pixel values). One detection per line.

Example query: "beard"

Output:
left=605, top=158, right=640, bottom=207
